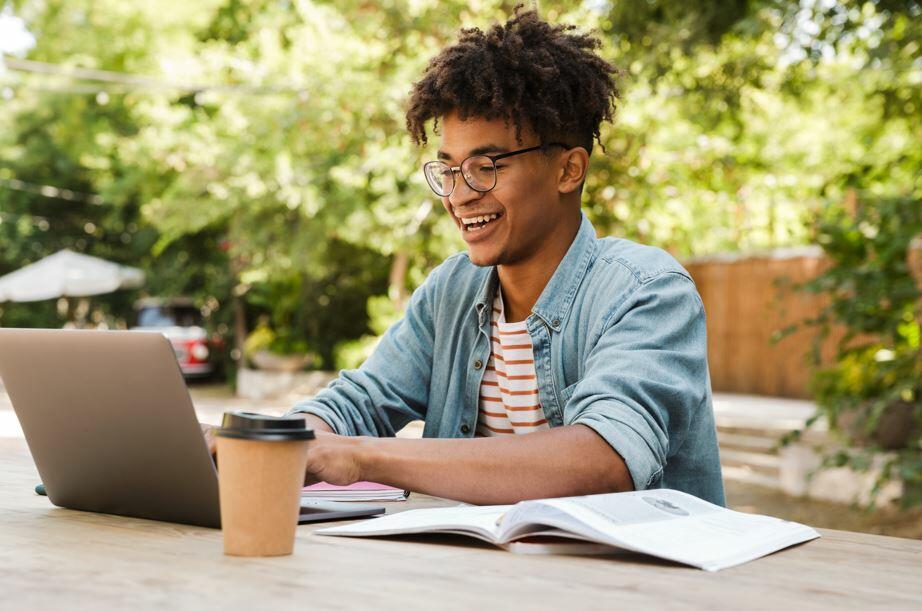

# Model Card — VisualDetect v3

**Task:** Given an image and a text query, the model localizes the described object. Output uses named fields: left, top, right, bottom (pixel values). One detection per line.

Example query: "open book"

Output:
left=315, top=489, right=820, bottom=571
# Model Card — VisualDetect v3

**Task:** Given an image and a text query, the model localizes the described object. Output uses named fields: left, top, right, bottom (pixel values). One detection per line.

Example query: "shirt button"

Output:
left=552, top=319, right=560, bottom=328
left=473, top=359, right=483, bottom=369
left=460, top=424, right=471, bottom=435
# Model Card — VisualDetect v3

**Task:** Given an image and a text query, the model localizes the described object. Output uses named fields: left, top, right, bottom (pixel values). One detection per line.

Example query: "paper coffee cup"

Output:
left=215, top=411, right=315, bottom=557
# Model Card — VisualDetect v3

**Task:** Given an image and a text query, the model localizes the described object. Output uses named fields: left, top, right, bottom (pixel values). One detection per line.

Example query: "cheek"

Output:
left=517, top=162, right=556, bottom=194
left=499, top=172, right=549, bottom=218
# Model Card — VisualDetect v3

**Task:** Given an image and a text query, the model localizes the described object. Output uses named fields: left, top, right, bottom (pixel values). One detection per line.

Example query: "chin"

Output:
left=466, top=246, right=503, bottom=268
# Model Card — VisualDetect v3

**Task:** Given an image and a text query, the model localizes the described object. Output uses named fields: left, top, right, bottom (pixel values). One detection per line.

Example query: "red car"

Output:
left=132, top=298, right=224, bottom=379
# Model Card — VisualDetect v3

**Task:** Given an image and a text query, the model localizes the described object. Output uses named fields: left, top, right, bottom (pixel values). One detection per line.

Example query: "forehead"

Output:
left=437, top=112, right=535, bottom=160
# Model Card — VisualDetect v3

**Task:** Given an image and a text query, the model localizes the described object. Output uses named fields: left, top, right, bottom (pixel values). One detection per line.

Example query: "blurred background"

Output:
left=0, top=0, right=919, bottom=534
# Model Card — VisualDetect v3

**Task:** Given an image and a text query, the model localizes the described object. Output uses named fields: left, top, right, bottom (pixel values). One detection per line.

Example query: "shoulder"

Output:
left=592, top=236, right=693, bottom=287
left=574, top=237, right=702, bottom=331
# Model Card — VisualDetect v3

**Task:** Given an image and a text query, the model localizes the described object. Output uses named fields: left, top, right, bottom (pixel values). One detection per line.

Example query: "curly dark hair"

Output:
left=406, top=6, right=620, bottom=154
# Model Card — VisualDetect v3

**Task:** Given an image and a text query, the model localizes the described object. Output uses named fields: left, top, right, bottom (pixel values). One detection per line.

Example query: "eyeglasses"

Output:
left=422, top=143, right=569, bottom=197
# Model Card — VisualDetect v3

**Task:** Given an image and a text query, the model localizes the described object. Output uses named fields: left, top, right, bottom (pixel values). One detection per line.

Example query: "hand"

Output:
left=304, top=432, right=372, bottom=486
left=200, top=423, right=217, bottom=457
left=200, top=415, right=330, bottom=459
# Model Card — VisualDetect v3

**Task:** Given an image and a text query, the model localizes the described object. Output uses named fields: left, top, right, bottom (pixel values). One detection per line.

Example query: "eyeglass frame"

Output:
left=422, top=142, right=571, bottom=197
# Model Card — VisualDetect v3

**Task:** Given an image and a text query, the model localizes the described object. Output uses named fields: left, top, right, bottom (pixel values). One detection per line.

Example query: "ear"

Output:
left=557, top=147, right=590, bottom=194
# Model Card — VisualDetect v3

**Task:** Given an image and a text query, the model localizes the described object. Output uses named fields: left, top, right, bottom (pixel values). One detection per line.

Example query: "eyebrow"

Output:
left=436, top=144, right=510, bottom=161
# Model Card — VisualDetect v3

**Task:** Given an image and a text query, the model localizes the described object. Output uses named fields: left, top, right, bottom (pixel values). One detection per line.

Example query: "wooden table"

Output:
left=2, top=438, right=920, bottom=610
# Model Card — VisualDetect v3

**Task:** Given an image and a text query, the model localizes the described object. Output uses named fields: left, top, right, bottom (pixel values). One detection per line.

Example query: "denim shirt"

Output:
left=290, top=213, right=725, bottom=506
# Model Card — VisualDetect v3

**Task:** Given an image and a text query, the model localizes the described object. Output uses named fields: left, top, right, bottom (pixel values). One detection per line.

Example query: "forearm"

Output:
left=358, top=424, right=633, bottom=505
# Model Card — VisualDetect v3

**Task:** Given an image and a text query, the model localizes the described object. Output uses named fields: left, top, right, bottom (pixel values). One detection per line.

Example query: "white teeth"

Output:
left=460, top=213, right=501, bottom=230
left=461, top=214, right=499, bottom=224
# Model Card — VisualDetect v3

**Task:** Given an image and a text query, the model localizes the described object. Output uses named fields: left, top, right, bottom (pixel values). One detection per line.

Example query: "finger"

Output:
left=303, top=457, right=323, bottom=485
left=200, top=423, right=217, bottom=456
left=303, top=470, right=321, bottom=486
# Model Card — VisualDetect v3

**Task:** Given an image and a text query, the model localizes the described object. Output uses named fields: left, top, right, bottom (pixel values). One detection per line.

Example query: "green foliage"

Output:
left=0, top=0, right=919, bottom=390
left=242, top=240, right=389, bottom=368
left=333, top=294, right=403, bottom=370
left=0, top=0, right=233, bottom=332
left=589, top=0, right=921, bottom=255
left=242, top=322, right=280, bottom=354
left=243, top=321, right=309, bottom=357
left=797, top=197, right=922, bottom=506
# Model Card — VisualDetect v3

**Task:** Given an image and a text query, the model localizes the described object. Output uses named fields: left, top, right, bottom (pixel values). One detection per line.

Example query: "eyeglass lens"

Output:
left=424, top=155, right=497, bottom=196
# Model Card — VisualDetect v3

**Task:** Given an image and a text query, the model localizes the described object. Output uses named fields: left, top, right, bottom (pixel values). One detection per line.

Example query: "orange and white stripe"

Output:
left=476, top=289, right=549, bottom=436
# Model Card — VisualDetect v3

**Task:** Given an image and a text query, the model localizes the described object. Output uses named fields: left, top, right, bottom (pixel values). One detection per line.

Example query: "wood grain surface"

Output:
left=1, top=438, right=920, bottom=611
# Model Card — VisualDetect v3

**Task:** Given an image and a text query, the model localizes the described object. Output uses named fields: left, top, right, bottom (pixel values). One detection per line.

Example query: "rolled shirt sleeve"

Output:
left=565, top=271, right=707, bottom=491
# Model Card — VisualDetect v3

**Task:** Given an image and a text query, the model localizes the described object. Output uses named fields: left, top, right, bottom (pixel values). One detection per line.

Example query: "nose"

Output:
left=447, top=170, right=485, bottom=209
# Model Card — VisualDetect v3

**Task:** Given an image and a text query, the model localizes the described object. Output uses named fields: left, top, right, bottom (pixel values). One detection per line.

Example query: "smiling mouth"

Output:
left=459, top=213, right=503, bottom=232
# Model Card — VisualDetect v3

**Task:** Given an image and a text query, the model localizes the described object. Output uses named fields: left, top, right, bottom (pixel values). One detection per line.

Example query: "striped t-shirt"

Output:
left=476, top=289, right=549, bottom=436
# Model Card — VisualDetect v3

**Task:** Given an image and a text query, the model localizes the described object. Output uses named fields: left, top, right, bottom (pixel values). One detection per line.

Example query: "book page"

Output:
left=315, top=504, right=511, bottom=544
left=501, top=536, right=626, bottom=556
left=498, top=489, right=713, bottom=542
left=502, top=490, right=819, bottom=571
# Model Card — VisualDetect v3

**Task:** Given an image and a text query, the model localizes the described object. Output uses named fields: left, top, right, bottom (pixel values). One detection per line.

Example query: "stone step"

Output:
left=719, top=465, right=781, bottom=489
left=719, top=448, right=781, bottom=478
left=717, top=431, right=780, bottom=454
left=713, top=394, right=830, bottom=489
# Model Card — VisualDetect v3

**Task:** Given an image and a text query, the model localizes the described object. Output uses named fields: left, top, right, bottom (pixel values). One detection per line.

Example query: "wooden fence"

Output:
left=684, top=245, right=922, bottom=399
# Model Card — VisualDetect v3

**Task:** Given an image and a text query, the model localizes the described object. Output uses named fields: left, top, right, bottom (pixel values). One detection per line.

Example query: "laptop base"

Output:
left=299, top=499, right=385, bottom=524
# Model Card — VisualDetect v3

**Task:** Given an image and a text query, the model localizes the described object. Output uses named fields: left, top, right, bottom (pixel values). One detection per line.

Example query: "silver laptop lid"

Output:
left=0, top=328, right=220, bottom=527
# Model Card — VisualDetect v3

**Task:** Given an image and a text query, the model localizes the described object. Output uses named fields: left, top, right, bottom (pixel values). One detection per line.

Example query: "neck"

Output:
left=496, top=211, right=582, bottom=323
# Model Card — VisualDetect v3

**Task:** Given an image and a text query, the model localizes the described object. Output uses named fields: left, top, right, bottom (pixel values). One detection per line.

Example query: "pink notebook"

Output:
left=301, top=481, right=409, bottom=501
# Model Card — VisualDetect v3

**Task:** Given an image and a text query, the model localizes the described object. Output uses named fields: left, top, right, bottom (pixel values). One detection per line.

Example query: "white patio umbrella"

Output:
left=0, top=250, right=145, bottom=303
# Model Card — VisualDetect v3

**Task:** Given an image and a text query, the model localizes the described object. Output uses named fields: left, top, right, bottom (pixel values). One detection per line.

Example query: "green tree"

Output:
left=1, top=0, right=918, bottom=372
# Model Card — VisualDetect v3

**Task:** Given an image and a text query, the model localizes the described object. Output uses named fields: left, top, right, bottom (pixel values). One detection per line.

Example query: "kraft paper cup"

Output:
left=215, top=411, right=315, bottom=557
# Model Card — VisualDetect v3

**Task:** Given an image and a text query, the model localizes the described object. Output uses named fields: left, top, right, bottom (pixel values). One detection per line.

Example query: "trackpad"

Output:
left=298, top=499, right=385, bottom=524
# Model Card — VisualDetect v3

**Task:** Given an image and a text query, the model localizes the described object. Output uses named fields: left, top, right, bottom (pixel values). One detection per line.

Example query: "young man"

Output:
left=287, top=9, right=724, bottom=505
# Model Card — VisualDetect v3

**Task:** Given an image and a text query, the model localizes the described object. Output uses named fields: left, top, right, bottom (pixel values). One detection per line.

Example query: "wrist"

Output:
left=356, top=436, right=386, bottom=482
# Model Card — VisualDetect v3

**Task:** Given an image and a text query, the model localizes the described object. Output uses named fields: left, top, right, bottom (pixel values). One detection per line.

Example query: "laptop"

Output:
left=0, top=328, right=384, bottom=527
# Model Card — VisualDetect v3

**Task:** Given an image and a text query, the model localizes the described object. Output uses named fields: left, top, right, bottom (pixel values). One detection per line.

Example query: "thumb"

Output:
left=200, top=423, right=217, bottom=457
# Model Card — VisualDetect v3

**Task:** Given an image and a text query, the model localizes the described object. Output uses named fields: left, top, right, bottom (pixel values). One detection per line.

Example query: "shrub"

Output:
left=790, top=196, right=922, bottom=507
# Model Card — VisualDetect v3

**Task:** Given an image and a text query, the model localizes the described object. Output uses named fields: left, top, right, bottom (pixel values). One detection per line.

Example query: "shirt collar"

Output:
left=530, top=212, right=598, bottom=331
left=473, top=212, right=598, bottom=331
left=474, top=267, right=498, bottom=327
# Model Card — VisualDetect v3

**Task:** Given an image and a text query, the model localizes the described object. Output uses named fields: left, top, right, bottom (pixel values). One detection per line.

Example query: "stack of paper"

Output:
left=301, top=481, right=409, bottom=501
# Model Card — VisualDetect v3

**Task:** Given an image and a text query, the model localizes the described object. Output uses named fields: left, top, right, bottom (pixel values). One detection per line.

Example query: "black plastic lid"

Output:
left=215, top=411, right=316, bottom=441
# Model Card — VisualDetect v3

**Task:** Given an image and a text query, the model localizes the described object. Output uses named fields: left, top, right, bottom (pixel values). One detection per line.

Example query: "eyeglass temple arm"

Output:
left=432, top=142, right=572, bottom=171
left=489, top=143, right=570, bottom=162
